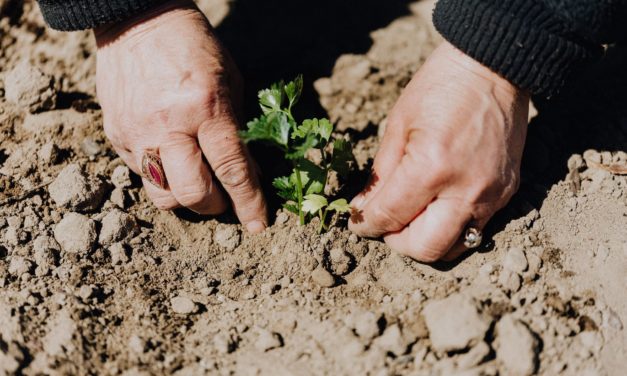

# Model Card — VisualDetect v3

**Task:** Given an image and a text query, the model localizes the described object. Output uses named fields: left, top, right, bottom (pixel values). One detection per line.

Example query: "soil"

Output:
left=1, top=1, right=627, bottom=375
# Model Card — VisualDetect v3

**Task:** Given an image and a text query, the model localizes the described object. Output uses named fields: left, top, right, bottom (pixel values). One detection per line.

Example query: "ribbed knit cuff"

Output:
left=433, top=0, right=600, bottom=96
left=37, top=0, right=165, bottom=31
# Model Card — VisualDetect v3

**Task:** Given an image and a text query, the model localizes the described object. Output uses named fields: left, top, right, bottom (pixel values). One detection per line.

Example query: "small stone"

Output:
left=373, top=324, right=406, bottom=356
left=128, top=335, right=146, bottom=354
left=495, top=315, right=539, bottom=376
left=583, top=150, right=602, bottom=165
left=49, top=164, right=106, bottom=212
left=78, top=285, right=95, bottom=300
left=498, top=269, right=522, bottom=293
left=111, top=165, right=132, bottom=188
left=171, top=296, right=197, bottom=315
left=109, top=187, right=127, bottom=208
left=456, top=341, right=491, bottom=370
left=8, top=256, right=33, bottom=276
left=38, top=142, right=60, bottom=164
left=423, top=293, right=491, bottom=353
left=3, top=226, right=27, bottom=246
left=503, top=247, right=528, bottom=275
left=98, top=209, right=138, bottom=245
left=329, top=247, right=351, bottom=275
left=54, top=212, right=97, bottom=254
left=311, top=267, right=335, bottom=288
left=353, top=311, right=382, bottom=340
left=275, top=211, right=289, bottom=225
left=255, top=329, right=283, bottom=352
left=109, top=243, right=129, bottom=265
left=4, top=61, right=57, bottom=112
left=81, top=137, right=102, bottom=157
left=214, top=225, right=241, bottom=251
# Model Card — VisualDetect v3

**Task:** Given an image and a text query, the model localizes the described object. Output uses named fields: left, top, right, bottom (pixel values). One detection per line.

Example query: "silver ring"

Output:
left=463, top=227, right=483, bottom=249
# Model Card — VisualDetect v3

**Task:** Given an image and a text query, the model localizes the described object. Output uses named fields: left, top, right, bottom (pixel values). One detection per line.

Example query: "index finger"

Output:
left=198, top=116, right=268, bottom=233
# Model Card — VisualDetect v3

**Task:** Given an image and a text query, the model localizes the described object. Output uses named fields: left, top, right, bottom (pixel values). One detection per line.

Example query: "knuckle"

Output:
left=174, top=188, right=210, bottom=208
left=214, top=157, right=250, bottom=190
left=370, top=205, right=405, bottom=232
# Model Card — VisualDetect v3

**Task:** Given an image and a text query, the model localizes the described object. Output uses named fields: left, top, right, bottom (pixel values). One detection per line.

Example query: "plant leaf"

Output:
left=273, top=176, right=297, bottom=201
left=302, top=194, right=328, bottom=214
left=317, top=118, right=333, bottom=141
left=283, top=203, right=300, bottom=214
left=299, top=160, right=325, bottom=195
left=284, top=75, right=303, bottom=109
left=331, top=139, right=355, bottom=178
left=258, top=82, right=284, bottom=115
left=328, top=198, right=350, bottom=213
left=240, top=112, right=292, bottom=148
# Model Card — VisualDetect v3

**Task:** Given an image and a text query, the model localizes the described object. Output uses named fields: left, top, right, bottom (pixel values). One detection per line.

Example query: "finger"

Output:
left=141, top=177, right=180, bottom=210
left=384, top=198, right=473, bottom=263
left=159, top=135, right=228, bottom=215
left=349, top=148, right=441, bottom=238
left=350, top=116, right=405, bottom=209
left=198, top=116, right=268, bottom=233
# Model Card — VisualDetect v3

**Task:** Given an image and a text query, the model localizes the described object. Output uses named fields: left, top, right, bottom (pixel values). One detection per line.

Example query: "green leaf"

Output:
left=302, top=194, right=328, bottom=214
left=331, top=139, right=355, bottom=178
left=328, top=198, right=350, bottom=213
left=317, top=118, right=333, bottom=141
left=284, top=75, right=303, bottom=109
left=286, top=134, right=319, bottom=159
left=299, top=160, right=326, bottom=195
left=272, top=176, right=297, bottom=201
left=293, top=118, right=333, bottom=141
left=258, top=81, right=284, bottom=114
left=240, top=112, right=292, bottom=148
left=283, top=203, right=300, bottom=214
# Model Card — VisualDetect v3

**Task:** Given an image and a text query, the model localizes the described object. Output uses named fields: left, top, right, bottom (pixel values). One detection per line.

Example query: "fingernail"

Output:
left=246, top=220, right=266, bottom=234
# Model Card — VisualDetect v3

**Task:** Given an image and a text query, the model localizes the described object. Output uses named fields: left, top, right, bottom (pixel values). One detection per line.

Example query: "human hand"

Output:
left=94, top=0, right=267, bottom=233
left=349, top=42, right=529, bottom=262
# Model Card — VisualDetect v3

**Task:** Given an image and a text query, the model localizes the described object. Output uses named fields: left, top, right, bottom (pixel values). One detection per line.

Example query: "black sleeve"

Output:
left=37, top=0, right=165, bottom=31
left=433, top=0, right=627, bottom=96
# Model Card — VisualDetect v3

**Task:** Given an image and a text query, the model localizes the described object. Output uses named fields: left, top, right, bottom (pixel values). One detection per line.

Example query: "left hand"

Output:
left=349, top=42, right=529, bottom=262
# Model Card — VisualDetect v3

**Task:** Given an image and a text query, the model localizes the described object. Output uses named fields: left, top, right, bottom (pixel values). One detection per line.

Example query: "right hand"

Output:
left=94, top=0, right=267, bottom=233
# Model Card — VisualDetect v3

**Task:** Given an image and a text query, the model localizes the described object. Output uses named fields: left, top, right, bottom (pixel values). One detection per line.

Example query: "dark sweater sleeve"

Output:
left=37, top=0, right=165, bottom=31
left=433, top=0, right=627, bottom=96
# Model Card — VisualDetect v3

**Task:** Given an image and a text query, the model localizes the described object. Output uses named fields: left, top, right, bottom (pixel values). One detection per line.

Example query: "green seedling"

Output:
left=240, top=75, right=354, bottom=233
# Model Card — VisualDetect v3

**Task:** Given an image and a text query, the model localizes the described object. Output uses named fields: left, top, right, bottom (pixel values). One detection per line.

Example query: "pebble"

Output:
left=98, top=209, right=138, bottom=245
left=111, top=165, right=133, bottom=188
left=498, top=269, right=522, bottom=293
left=354, top=311, right=382, bottom=340
left=49, top=164, right=106, bottom=212
left=8, top=256, right=33, bottom=276
left=128, top=335, right=146, bottom=354
left=495, top=315, right=539, bottom=376
left=171, top=296, right=197, bottom=315
left=373, top=324, right=406, bottom=356
left=329, top=247, right=351, bottom=275
left=54, top=212, right=97, bottom=254
left=4, top=61, right=57, bottom=112
left=38, top=142, right=60, bottom=164
left=214, top=225, right=241, bottom=251
left=3, top=227, right=27, bottom=246
left=456, top=341, right=491, bottom=370
left=109, top=188, right=127, bottom=208
left=81, top=137, right=102, bottom=157
left=78, top=285, right=95, bottom=300
left=255, top=329, right=283, bottom=352
left=109, top=243, right=129, bottom=265
left=310, top=267, right=335, bottom=288
left=503, top=247, right=528, bottom=274
left=423, top=293, right=490, bottom=353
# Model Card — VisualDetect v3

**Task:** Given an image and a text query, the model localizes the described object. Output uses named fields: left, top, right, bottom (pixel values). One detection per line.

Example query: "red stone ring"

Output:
left=141, top=150, right=167, bottom=189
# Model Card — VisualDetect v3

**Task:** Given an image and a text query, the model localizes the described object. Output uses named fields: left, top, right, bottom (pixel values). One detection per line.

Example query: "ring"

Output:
left=463, top=226, right=483, bottom=249
left=141, top=150, right=167, bottom=189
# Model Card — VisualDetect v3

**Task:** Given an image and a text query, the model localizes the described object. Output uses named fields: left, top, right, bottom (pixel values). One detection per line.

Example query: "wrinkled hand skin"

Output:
left=349, top=41, right=529, bottom=262
left=95, top=0, right=267, bottom=233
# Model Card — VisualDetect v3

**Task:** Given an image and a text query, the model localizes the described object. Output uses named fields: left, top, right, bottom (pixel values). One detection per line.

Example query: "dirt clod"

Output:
left=214, top=225, right=240, bottom=251
left=4, top=61, right=57, bottom=113
left=98, top=208, right=138, bottom=245
left=255, top=329, right=283, bottom=352
left=311, top=266, right=335, bottom=287
left=49, top=164, right=106, bottom=212
left=53, top=212, right=97, bottom=254
left=503, top=247, right=528, bottom=275
left=171, top=296, right=197, bottom=315
left=495, top=315, right=539, bottom=376
left=423, top=293, right=491, bottom=353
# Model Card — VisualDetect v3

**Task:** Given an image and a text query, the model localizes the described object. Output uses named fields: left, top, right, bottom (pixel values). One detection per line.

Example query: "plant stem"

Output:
left=294, top=165, right=305, bottom=226
left=318, top=208, right=328, bottom=234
